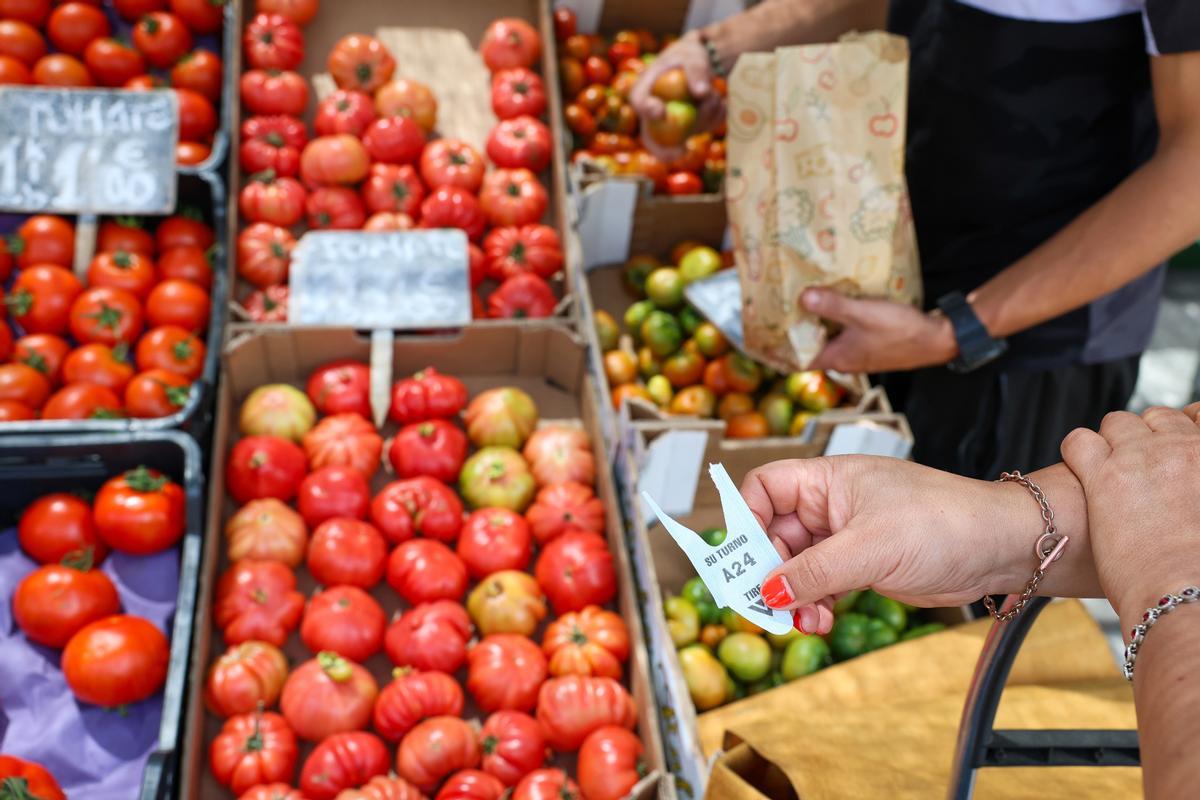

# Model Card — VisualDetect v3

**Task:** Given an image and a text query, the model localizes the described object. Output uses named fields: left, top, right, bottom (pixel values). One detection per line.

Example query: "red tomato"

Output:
left=419, top=139, right=484, bottom=193
left=387, top=539, right=468, bottom=605
left=7, top=264, right=80, bottom=334
left=0, top=756, right=64, bottom=800
left=93, top=465, right=185, bottom=555
left=204, top=640, right=290, bottom=718
left=124, top=368, right=192, bottom=418
left=87, top=249, right=156, bottom=299
left=238, top=784, right=307, bottom=800
left=210, top=710, right=299, bottom=795
left=241, top=68, right=308, bottom=116
left=17, top=492, right=106, bottom=564
left=0, top=0, right=50, bottom=26
left=327, top=33, right=394, bottom=93
left=512, top=769, right=581, bottom=800
left=468, top=243, right=485, bottom=288
left=135, top=324, right=205, bottom=379
left=215, top=559, right=306, bottom=646
left=534, top=530, right=615, bottom=614
left=0, top=52, right=31, bottom=83
left=171, top=0, right=226, bottom=33
left=491, top=68, right=545, bottom=120
left=12, top=557, right=120, bottom=647
left=0, top=324, right=10, bottom=362
left=486, top=116, right=551, bottom=172
left=133, top=11, right=191, bottom=68
left=171, top=48, right=222, bottom=102
left=305, top=359, right=369, bottom=417
left=69, top=285, right=143, bottom=346
left=542, top=606, right=629, bottom=680
left=113, top=0, right=166, bottom=20
left=300, top=731, right=390, bottom=800
left=175, top=142, right=208, bottom=162
left=176, top=86, right=217, bottom=141
left=243, top=285, right=289, bottom=322
left=479, top=168, right=547, bottom=227
left=479, top=18, right=540, bottom=72
left=240, top=115, right=307, bottom=177
left=0, top=362, right=50, bottom=408
left=387, top=420, right=467, bottom=484
left=487, top=273, right=556, bottom=319
left=301, top=585, right=386, bottom=663
left=576, top=727, right=645, bottom=800
left=396, top=716, right=480, bottom=793
left=125, top=72, right=164, bottom=89
left=361, top=115, right=424, bottom=165
left=296, top=464, right=369, bottom=526
left=253, top=0, right=315, bottom=26
left=552, top=7, right=575, bottom=41
left=62, top=615, right=169, bottom=707
left=419, top=186, right=485, bottom=242
left=97, top=217, right=154, bottom=256
left=582, top=55, right=611, bottom=85
left=237, top=222, right=294, bottom=288
left=306, top=517, right=385, bottom=589
left=388, top=366, right=467, bottom=424
left=62, top=342, right=134, bottom=392
left=156, top=209, right=214, bottom=251
left=525, top=482, right=605, bottom=545
left=300, top=133, right=370, bottom=187
left=14, top=214, right=74, bottom=268
left=157, top=245, right=214, bottom=290
left=305, top=186, right=366, bottom=230
left=535, top=676, right=635, bottom=751
left=314, top=88, right=375, bottom=137
left=244, top=12, right=304, bottom=70
left=14, top=334, right=69, bottom=385
left=32, top=53, right=92, bottom=86
left=360, top=163, right=424, bottom=218
left=385, top=600, right=472, bottom=674
left=665, top=171, right=703, bottom=195
left=47, top=2, right=109, bottom=56
left=373, top=668, right=464, bottom=742
left=371, top=476, right=463, bottom=545
left=302, top=413, right=382, bottom=477
left=374, top=77, right=437, bottom=133
left=0, top=21, right=43, bottom=66
left=84, top=36, right=144, bottom=86
left=281, top=652, right=378, bottom=741
left=225, top=434, right=308, bottom=504
left=456, top=508, right=532, bottom=579
left=482, top=224, right=562, bottom=281
left=436, top=769, right=506, bottom=800
left=478, top=710, right=545, bottom=787
left=363, top=211, right=413, bottom=231
left=41, top=382, right=122, bottom=419
left=145, top=278, right=211, bottom=332
left=467, top=634, right=546, bottom=713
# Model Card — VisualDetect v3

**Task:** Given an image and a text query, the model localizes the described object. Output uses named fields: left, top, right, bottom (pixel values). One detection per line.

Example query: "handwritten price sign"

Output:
left=0, top=88, right=178, bottom=214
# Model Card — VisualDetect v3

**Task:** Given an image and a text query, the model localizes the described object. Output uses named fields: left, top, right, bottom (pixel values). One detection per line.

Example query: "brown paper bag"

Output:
left=727, top=31, right=923, bottom=372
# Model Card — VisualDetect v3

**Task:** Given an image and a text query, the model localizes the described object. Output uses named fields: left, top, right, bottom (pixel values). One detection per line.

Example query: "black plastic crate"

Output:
left=0, top=431, right=205, bottom=800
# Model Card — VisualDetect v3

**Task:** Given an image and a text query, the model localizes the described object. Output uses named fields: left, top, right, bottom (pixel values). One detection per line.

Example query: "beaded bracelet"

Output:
left=1123, top=586, right=1200, bottom=680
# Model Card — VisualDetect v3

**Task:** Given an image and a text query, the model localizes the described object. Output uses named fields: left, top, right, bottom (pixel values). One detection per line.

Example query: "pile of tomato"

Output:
left=0, top=0, right=225, bottom=166
left=205, top=362, right=647, bottom=800
left=553, top=8, right=726, bottom=196
left=3, top=466, right=189, bottom=795
left=234, top=10, right=565, bottom=323
left=0, top=211, right=216, bottom=421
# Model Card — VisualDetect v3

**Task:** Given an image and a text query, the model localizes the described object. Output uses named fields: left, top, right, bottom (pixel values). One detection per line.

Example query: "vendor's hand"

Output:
left=743, top=456, right=1097, bottom=634
left=1060, top=404, right=1200, bottom=633
left=629, top=31, right=725, bottom=162
left=803, top=289, right=957, bottom=373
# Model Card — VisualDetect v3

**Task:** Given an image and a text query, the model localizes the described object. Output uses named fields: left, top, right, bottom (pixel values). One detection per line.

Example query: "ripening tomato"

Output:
left=301, top=585, right=386, bottom=663
left=41, top=382, right=122, bottom=419
left=157, top=245, right=213, bottom=290
left=491, top=67, right=545, bottom=120
left=396, top=716, right=480, bottom=793
left=361, top=163, right=424, bottom=218
left=0, top=756, right=64, bottom=800
left=145, top=278, right=211, bottom=332
left=61, top=343, right=133, bottom=392
left=244, top=12, right=304, bottom=70
left=374, top=78, right=437, bottom=133
left=281, top=651, right=379, bottom=741
left=13, top=556, right=120, bottom=647
left=124, top=369, right=192, bottom=418
left=215, top=559, right=306, bottom=646
left=305, top=359, right=369, bottom=417
left=224, top=497, right=306, bottom=567
left=387, top=539, right=468, bottom=605
left=535, top=530, right=616, bottom=614
left=479, top=18, right=540, bottom=72
left=171, top=48, right=222, bottom=102
left=13, top=333, right=70, bottom=385
left=7, top=264, right=81, bottom=334
left=466, top=634, right=546, bottom=713
left=97, top=217, right=154, bottom=256
left=69, top=286, right=144, bottom=346
left=170, top=0, right=226, bottom=33
left=209, top=710, right=299, bottom=795
left=18, top=492, right=107, bottom=564
left=478, top=710, right=545, bottom=786
left=419, top=186, right=486, bottom=242
left=487, top=274, right=556, bottom=319
left=241, top=69, right=308, bottom=116
left=522, top=426, right=595, bottom=487
left=237, top=222, right=294, bottom=288
left=300, top=731, right=390, bottom=800
left=240, top=115, right=307, bottom=176
left=62, top=615, right=169, bottom=707
left=436, top=769, right=505, bottom=800
left=225, top=434, right=308, bottom=504
left=479, top=169, right=547, bottom=228
left=46, top=2, right=109, bottom=56
left=300, top=134, right=370, bottom=187
left=373, top=669, right=464, bottom=743
left=93, top=466, right=185, bottom=554
left=512, top=770, right=581, bottom=800
left=133, top=11, right=192, bottom=68
left=456, top=508, right=532, bottom=579
left=87, top=249, right=156, bottom=299
left=302, top=412, right=383, bottom=477
left=370, top=476, right=463, bottom=545
left=542, top=606, right=629, bottom=679
left=306, top=186, right=366, bottom=230
left=0, top=362, right=51, bottom=409
left=385, top=601, right=472, bottom=674
left=327, top=33, right=394, bottom=93
left=0, top=0, right=50, bottom=26
left=362, top=115, right=424, bottom=165
left=32, top=53, right=92, bottom=86
left=253, top=0, right=315, bottom=26
left=156, top=209, right=214, bottom=251
left=307, top=517, right=387, bottom=589
left=486, top=116, right=551, bottom=172
left=0, top=52, right=31, bottom=83
left=483, top=224, right=562, bottom=281
left=388, top=420, right=467, bottom=484
left=204, top=640, right=290, bottom=718
left=15, top=214, right=74, bottom=268
left=297, top=464, right=369, bottom=527
left=83, top=36, right=144, bottom=86
left=314, top=88, right=375, bottom=137
left=243, top=285, right=289, bottom=322
left=535, top=676, right=636, bottom=751
left=525, top=482, right=605, bottom=545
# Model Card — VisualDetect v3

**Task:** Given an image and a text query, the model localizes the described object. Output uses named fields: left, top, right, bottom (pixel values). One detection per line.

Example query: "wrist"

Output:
left=700, top=22, right=738, bottom=75
left=927, top=311, right=959, bottom=366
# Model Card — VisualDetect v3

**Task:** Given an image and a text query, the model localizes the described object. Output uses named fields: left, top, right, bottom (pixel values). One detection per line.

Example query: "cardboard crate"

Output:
left=178, top=324, right=671, bottom=800
left=224, top=0, right=579, bottom=328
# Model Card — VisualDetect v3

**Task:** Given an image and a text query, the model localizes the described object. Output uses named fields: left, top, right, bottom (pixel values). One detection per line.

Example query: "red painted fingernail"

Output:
left=793, top=609, right=808, bottom=633
left=762, top=575, right=795, bottom=609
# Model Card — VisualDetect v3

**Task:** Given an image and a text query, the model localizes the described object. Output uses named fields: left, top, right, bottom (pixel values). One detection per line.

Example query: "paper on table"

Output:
left=641, top=463, right=792, bottom=635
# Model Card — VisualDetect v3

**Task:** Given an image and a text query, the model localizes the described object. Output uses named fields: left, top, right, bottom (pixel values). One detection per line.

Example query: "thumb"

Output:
left=1059, top=427, right=1111, bottom=487
left=801, top=288, right=868, bottom=326
left=759, top=528, right=878, bottom=610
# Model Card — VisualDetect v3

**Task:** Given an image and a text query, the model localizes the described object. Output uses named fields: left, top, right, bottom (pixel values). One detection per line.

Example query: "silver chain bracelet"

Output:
left=982, top=471, right=1069, bottom=622
left=1123, top=586, right=1200, bottom=680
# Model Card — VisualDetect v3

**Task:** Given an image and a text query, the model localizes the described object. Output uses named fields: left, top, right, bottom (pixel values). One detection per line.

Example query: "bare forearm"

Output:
left=1131, top=611, right=1200, bottom=798
left=703, top=0, right=886, bottom=72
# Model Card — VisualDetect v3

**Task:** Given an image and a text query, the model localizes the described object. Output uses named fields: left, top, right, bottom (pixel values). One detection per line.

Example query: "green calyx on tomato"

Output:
left=84, top=301, right=124, bottom=332
left=4, top=289, right=33, bottom=317
left=123, top=465, right=166, bottom=493
left=162, top=382, right=192, bottom=407
left=317, top=650, right=353, bottom=682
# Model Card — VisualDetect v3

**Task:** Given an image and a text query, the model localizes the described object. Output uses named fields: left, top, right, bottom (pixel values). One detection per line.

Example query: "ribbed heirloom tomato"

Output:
left=244, top=285, right=289, bottom=322
left=577, top=726, right=646, bottom=800
left=240, top=115, right=307, bottom=176
left=237, top=222, right=295, bottom=288
left=314, top=88, right=376, bottom=136
left=491, top=67, right=546, bottom=119
left=363, top=211, right=413, bottom=230
left=479, top=17, right=541, bottom=72
left=522, top=426, right=595, bottom=486
left=542, top=606, right=629, bottom=679
left=374, top=77, right=437, bottom=133
left=479, top=168, right=547, bottom=227
left=241, top=68, right=308, bottom=115
left=18, top=492, right=108, bottom=564
left=511, top=769, right=581, bottom=800
left=388, top=366, right=467, bottom=424
left=479, top=710, right=546, bottom=786
left=339, top=775, right=426, bottom=800
left=241, top=171, right=308, bottom=226
left=388, top=419, right=468, bottom=483
left=239, top=784, right=307, bottom=800
left=387, top=538, right=468, bottom=604
left=281, top=651, right=378, bottom=741
left=300, top=731, right=390, bottom=800
left=252, top=0, right=315, bottom=27
left=303, top=412, right=383, bottom=476
left=362, top=115, right=424, bottom=164
left=535, top=676, right=636, bottom=751
left=466, top=634, right=547, bottom=713
left=483, top=224, right=562, bottom=281
left=297, top=464, right=370, bottom=526
left=385, top=600, right=472, bottom=673
left=93, top=466, right=185, bottom=554
left=204, top=640, right=290, bottom=717
left=370, top=476, right=463, bottom=544
left=327, top=33, right=394, bottom=93
left=305, top=359, right=369, bottom=417
left=525, top=481, right=605, bottom=544
left=373, top=668, right=464, bottom=742
left=486, top=116, right=551, bottom=172
left=437, top=770, right=506, bottom=800
left=487, top=274, right=556, bottom=319
left=301, top=134, right=370, bottom=187
left=224, top=497, right=307, bottom=566
left=467, top=570, right=546, bottom=637
left=244, top=12, right=304, bottom=70
left=215, top=559, right=305, bottom=646
left=306, top=517, right=386, bottom=588
left=63, top=614, right=169, bottom=707
left=13, top=555, right=120, bottom=647
left=396, top=716, right=480, bottom=792
left=301, top=585, right=386, bottom=662
left=456, top=507, right=532, bottom=578
left=306, top=186, right=366, bottom=230
left=420, top=186, right=486, bottom=241
left=535, top=530, right=616, bottom=614
left=361, top=163, right=424, bottom=217
left=209, top=709, right=299, bottom=795
left=419, top=139, right=484, bottom=192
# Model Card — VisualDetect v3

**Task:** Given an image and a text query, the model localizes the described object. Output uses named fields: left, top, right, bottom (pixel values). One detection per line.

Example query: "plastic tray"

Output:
left=0, top=431, right=205, bottom=800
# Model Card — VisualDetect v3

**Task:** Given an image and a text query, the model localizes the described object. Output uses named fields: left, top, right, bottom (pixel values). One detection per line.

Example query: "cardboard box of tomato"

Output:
left=177, top=323, right=673, bottom=800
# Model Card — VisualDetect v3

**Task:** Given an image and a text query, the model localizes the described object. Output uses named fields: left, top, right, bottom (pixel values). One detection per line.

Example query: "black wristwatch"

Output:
left=937, top=291, right=1007, bottom=374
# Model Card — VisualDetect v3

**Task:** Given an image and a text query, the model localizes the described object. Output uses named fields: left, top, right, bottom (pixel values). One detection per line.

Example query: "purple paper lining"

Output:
left=0, top=526, right=180, bottom=799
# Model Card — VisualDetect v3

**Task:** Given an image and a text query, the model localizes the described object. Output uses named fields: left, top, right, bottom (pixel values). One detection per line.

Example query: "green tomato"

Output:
left=828, top=612, right=871, bottom=662
left=780, top=634, right=832, bottom=680
left=682, top=576, right=715, bottom=606
left=832, top=590, right=863, bottom=615
left=623, top=300, right=656, bottom=343
left=640, top=310, right=683, bottom=358
left=864, top=618, right=899, bottom=652
left=716, top=632, right=772, bottom=683
left=766, top=628, right=801, bottom=651
left=695, top=599, right=720, bottom=627
left=678, top=305, right=703, bottom=335
left=664, top=596, right=700, bottom=648
left=900, top=622, right=946, bottom=641
left=646, top=374, right=673, bottom=407
left=720, top=607, right=765, bottom=635
left=678, top=644, right=728, bottom=711
left=699, top=527, right=727, bottom=546
left=725, top=673, right=746, bottom=702
left=856, top=590, right=908, bottom=631
left=679, top=246, right=722, bottom=284
left=645, top=267, right=685, bottom=310
left=746, top=671, right=785, bottom=696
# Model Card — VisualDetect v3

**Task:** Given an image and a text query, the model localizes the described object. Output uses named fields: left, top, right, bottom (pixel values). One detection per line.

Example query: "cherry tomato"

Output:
left=13, top=554, right=120, bottom=647
left=0, top=52, right=30, bottom=83
left=18, top=492, right=108, bottom=564
left=135, top=324, right=205, bottom=379
left=46, top=2, right=110, bottom=56
left=93, top=465, right=186, bottom=554
left=7, top=264, right=81, bottom=334
left=170, top=48, right=222, bottom=101
left=0, top=0, right=50, bottom=25
left=176, top=86, right=217, bottom=141
left=133, top=11, right=192, bottom=69
left=145, top=278, right=211, bottom=332
left=62, top=615, right=170, bottom=707
left=156, top=209, right=214, bottom=250
left=62, top=342, right=134, bottom=392
left=32, top=53, right=92, bottom=86
left=97, top=216, right=155, bottom=255
left=125, top=368, right=192, bottom=417
left=69, top=285, right=144, bottom=346
left=14, top=214, right=74, bottom=268
left=87, top=249, right=156, bottom=299
left=176, top=140, right=212, bottom=165
left=0, top=362, right=51, bottom=408
left=0, top=20, right=47, bottom=66
left=84, top=37, right=145, bottom=86
left=13, top=333, right=70, bottom=385
left=42, top=382, right=122, bottom=419
left=157, top=245, right=213, bottom=290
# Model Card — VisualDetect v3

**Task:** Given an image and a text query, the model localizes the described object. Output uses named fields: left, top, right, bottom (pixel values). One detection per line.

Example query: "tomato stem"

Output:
left=123, top=465, right=166, bottom=493
left=0, top=776, right=35, bottom=800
